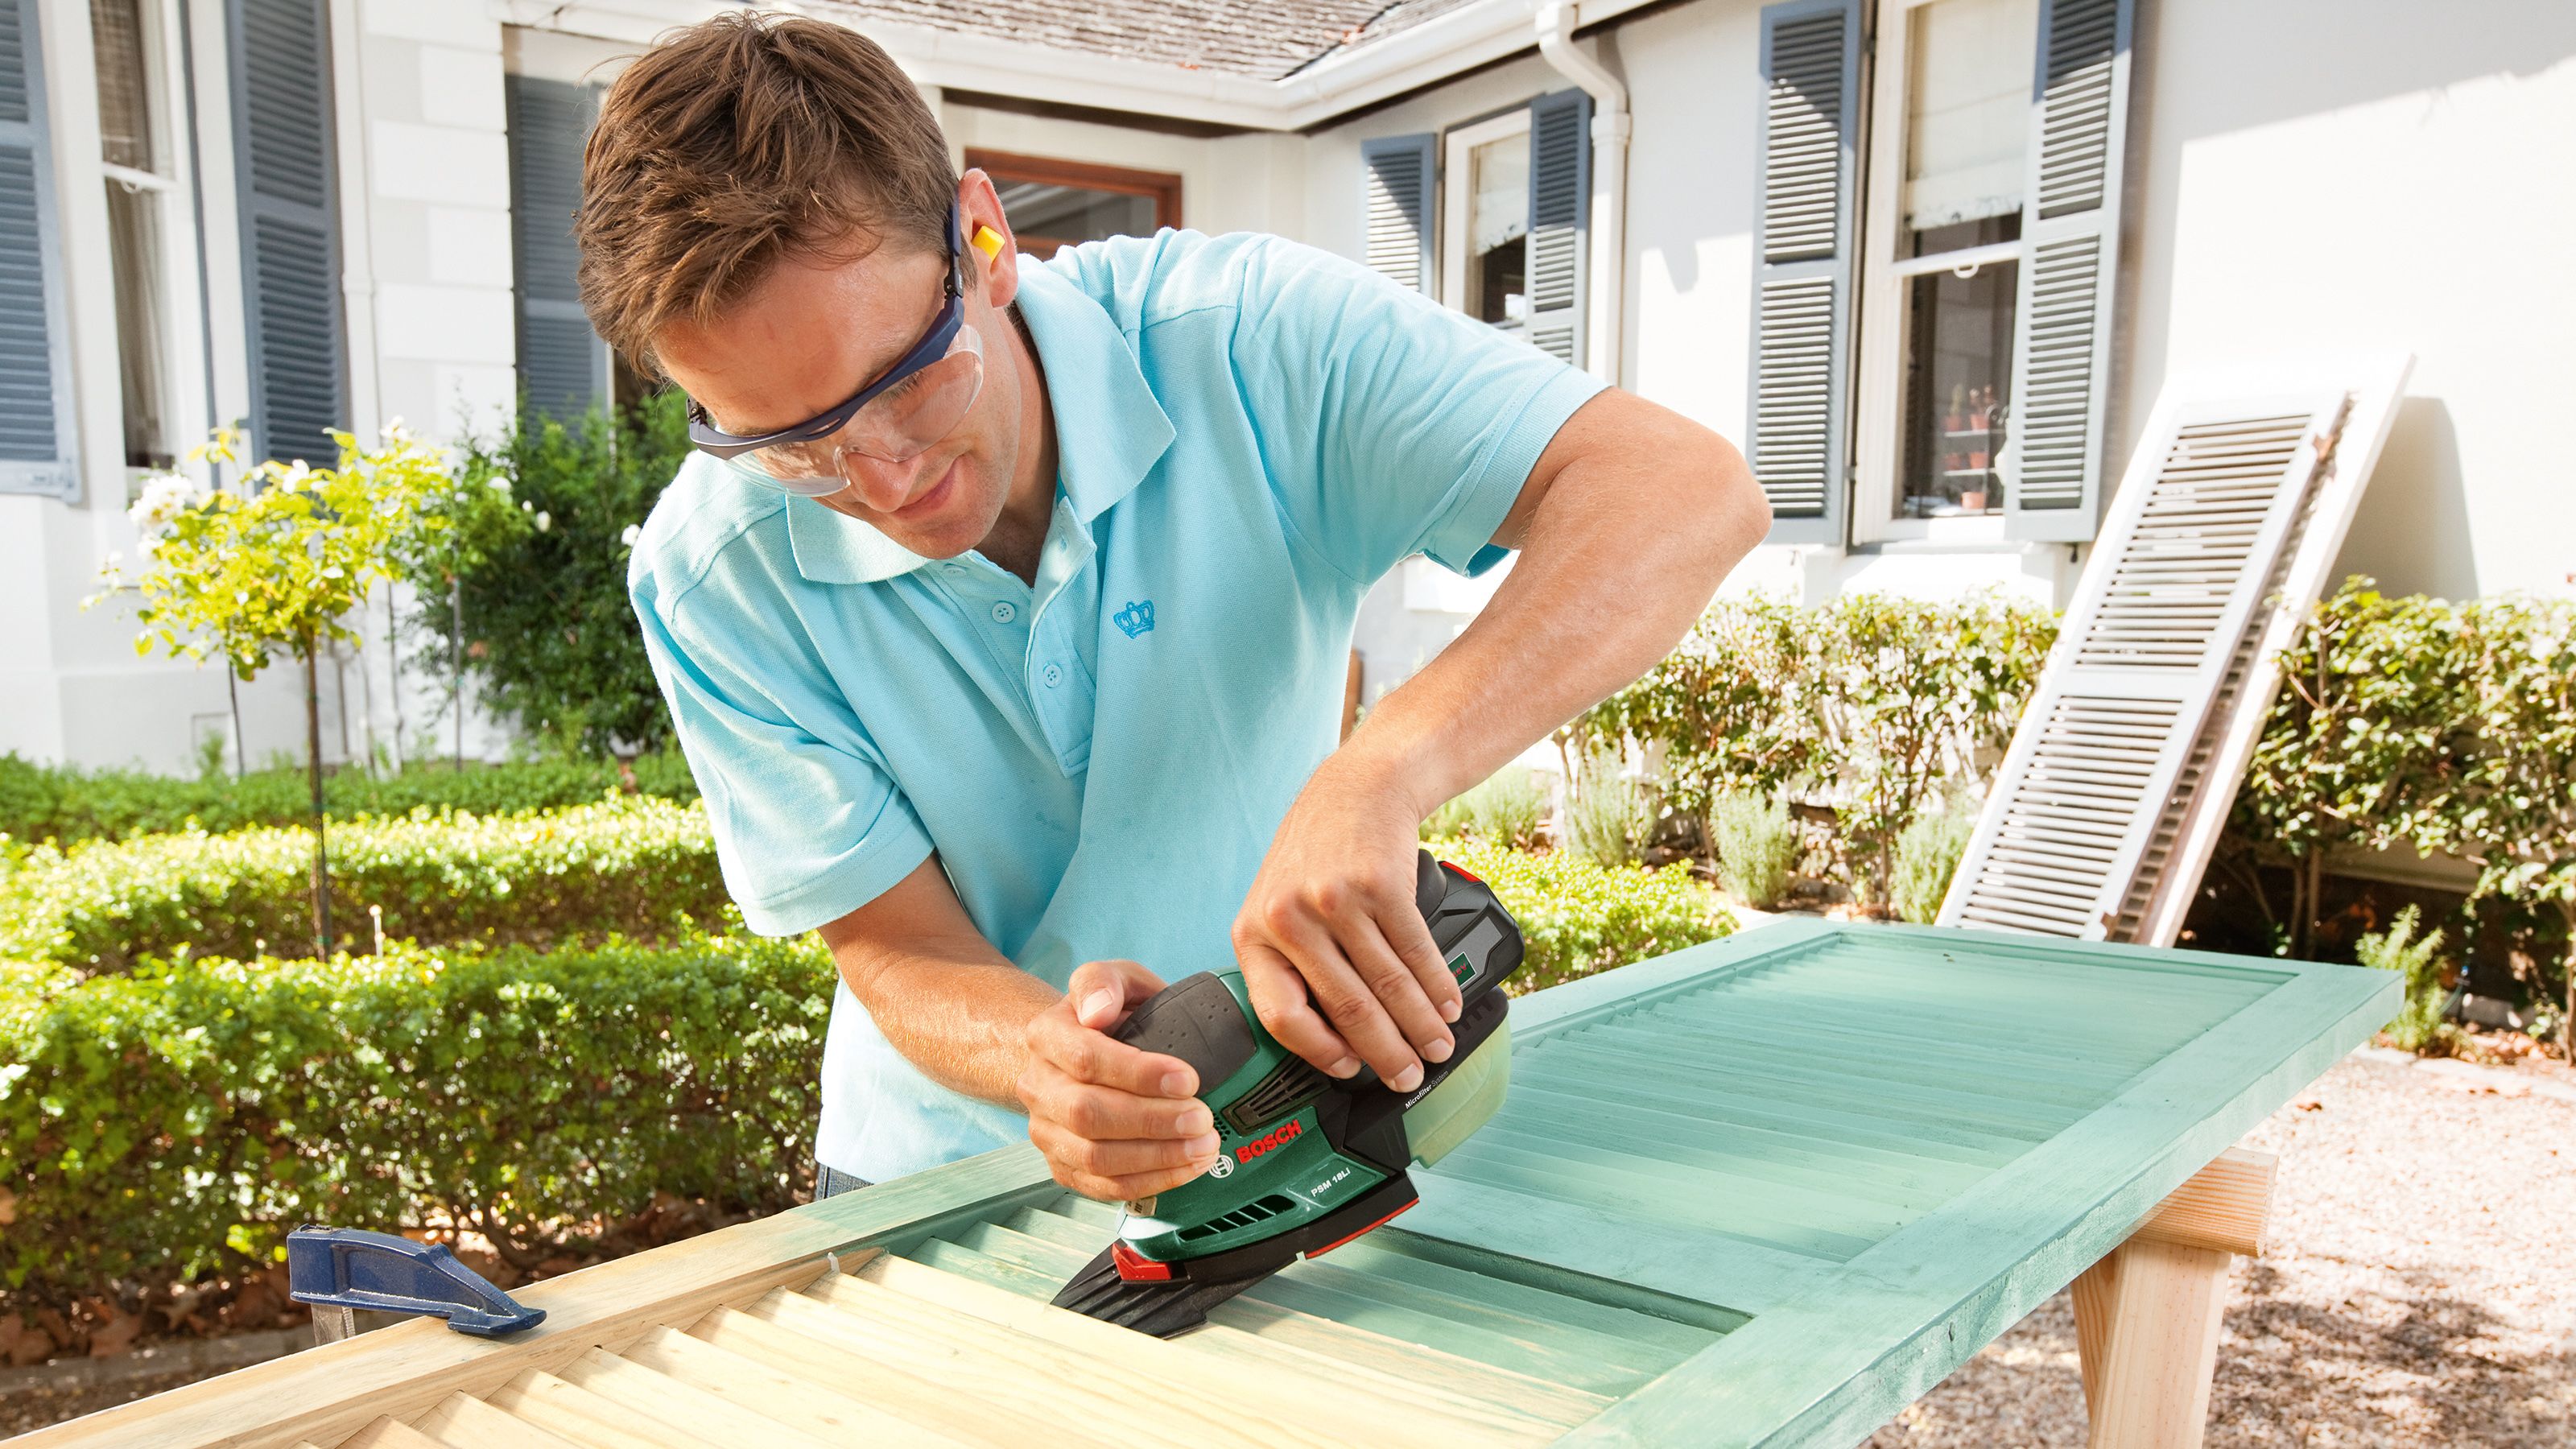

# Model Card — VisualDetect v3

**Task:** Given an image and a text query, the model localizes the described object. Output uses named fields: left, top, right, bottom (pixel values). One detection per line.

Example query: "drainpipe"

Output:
left=1535, top=2, right=1628, bottom=387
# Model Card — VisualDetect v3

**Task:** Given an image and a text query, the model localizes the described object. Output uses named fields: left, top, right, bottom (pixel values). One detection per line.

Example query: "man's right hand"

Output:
left=1018, top=959, right=1223, bottom=1202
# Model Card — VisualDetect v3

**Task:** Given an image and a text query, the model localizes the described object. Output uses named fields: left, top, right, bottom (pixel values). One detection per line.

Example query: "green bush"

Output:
left=1423, top=770, right=1547, bottom=850
left=0, top=934, right=829, bottom=1302
left=0, top=752, right=700, bottom=847
left=1, top=797, right=727, bottom=972
left=1428, top=839, right=1734, bottom=993
left=1706, top=792, right=1798, bottom=910
left=1561, top=753, right=1655, bottom=868
left=2356, top=905, right=2449, bottom=1052
left=1890, top=802, right=1977, bottom=925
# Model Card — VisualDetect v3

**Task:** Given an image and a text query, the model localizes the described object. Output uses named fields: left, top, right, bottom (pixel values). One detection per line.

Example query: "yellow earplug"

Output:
left=971, top=224, right=1005, bottom=260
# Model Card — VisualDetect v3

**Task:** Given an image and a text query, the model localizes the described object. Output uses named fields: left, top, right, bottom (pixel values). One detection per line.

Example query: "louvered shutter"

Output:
left=1940, top=386, right=2352, bottom=939
left=1745, top=0, right=1862, bottom=547
left=230, top=0, right=345, bottom=466
left=1522, top=88, right=1590, bottom=370
left=0, top=0, right=76, bottom=500
left=507, top=75, right=608, bottom=425
left=1360, top=134, right=1435, bottom=295
left=1999, top=0, right=2133, bottom=541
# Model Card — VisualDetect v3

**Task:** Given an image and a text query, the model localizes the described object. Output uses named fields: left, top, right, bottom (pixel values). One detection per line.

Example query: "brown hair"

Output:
left=576, top=12, right=956, bottom=374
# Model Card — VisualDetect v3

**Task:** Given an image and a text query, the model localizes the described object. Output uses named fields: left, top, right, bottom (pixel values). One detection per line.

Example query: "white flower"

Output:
left=280, top=460, right=313, bottom=490
left=126, top=470, right=202, bottom=539
left=620, top=523, right=643, bottom=550
left=534, top=510, right=551, bottom=533
left=489, top=476, right=513, bottom=494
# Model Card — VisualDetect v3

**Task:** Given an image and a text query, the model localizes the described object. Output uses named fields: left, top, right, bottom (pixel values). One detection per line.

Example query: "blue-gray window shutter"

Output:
left=1524, top=88, right=1591, bottom=369
left=506, top=74, right=608, bottom=424
left=229, top=0, right=345, bottom=466
left=1745, top=0, right=1861, bottom=547
left=2002, top=0, right=2134, bottom=541
left=0, top=0, right=76, bottom=500
left=1360, top=133, right=1435, bottom=295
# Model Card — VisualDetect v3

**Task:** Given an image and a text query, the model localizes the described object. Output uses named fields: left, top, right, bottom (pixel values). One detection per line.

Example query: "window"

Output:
left=967, top=151, right=1179, bottom=261
left=94, top=0, right=177, bottom=472
left=1443, top=110, right=1531, bottom=328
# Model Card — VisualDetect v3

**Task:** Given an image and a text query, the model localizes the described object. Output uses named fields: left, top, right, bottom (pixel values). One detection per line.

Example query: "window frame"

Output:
left=1851, top=0, right=2028, bottom=546
left=964, top=148, right=1181, bottom=260
left=1437, top=105, right=1532, bottom=331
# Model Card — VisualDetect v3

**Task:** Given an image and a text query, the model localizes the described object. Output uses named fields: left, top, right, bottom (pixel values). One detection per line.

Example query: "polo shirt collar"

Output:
left=786, top=261, right=1175, bottom=585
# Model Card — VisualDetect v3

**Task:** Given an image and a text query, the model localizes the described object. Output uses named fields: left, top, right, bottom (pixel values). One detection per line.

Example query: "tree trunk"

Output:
left=225, top=659, right=246, bottom=780
left=2562, top=902, right=2574, bottom=1064
left=303, top=642, right=332, bottom=960
left=450, top=575, right=464, bottom=772
left=385, top=584, right=406, bottom=773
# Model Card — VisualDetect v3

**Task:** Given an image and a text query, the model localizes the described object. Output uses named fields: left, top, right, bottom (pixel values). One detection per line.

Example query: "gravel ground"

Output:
left=1866, top=1052, right=2576, bottom=1447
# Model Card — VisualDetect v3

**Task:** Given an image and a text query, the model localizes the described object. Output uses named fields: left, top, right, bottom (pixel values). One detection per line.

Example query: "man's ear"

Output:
left=957, top=169, right=1020, bottom=309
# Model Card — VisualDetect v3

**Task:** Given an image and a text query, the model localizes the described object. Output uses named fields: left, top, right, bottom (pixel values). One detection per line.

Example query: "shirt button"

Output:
left=990, top=601, right=1017, bottom=624
left=1042, top=663, right=1063, bottom=688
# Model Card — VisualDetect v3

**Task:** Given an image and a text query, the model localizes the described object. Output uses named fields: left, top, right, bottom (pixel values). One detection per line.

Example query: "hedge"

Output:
left=1430, top=839, right=1736, bottom=992
left=0, top=934, right=831, bottom=1302
left=0, top=797, right=729, bottom=972
left=0, top=751, right=700, bottom=847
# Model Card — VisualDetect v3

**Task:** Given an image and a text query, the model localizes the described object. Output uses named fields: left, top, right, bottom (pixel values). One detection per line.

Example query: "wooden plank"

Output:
left=336, top=1422, right=446, bottom=1449
left=2084, top=1238, right=2235, bottom=1447
left=615, top=1325, right=968, bottom=1448
left=1555, top=940, right=2395, bottom=1447
left=2071, top=1245, right=2123, bottom=1416
left=484, top=1370, right=706, bottom=1449
left=411, top=1390, right=585, bottom=1449
left=2130, top=1146, right=2273, bottom=1258
left=552, top=1348, right=836, bottom=1449
left=687, top=1305, right=1093, bottom=1449
left=13, top=1146, right=1059, bottom=1449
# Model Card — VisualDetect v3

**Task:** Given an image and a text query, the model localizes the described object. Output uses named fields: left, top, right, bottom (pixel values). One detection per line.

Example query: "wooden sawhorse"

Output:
left=2076, top=1146, right=2277, bottom=1448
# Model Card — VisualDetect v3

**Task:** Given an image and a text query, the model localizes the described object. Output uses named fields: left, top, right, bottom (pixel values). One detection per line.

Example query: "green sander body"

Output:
left=1051, top=851, right=1525, bottom=1337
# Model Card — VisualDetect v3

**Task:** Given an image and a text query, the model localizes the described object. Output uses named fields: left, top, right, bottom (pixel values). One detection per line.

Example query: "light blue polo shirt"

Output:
left=630, top=229, right=1604, bottom=1183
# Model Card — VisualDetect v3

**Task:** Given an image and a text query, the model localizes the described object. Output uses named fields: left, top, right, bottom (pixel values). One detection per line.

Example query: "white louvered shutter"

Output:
left=507, top=75, right=609, bottom=425
left=1360, top=134, right=1436, bottom=295
left=1746, top=0, right=1862, bottom=547
left=1999, top=0, right=2133, bottom=541
left=0, top=0, right=76, bottom=500
left=1941, top=386, right=2351, bottom=939
left=1523, top=88, right=1591, bottom=370
left=231, top=0, right=345, bottom=466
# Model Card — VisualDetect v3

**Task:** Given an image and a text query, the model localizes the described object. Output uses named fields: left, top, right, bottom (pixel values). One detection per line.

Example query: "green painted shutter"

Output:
left=2000, top=0, right=2134, bottom=541
left=506, top=74, right=608, bottom=424
left=1523, top=88, right=1591, bottom=369
left=229, top=0, right=345, bottom=466
left=1359, top=133, right=1435, bottom=295
left=0, top=0, right=76, bottom=500
left=1745, top=0, right=1862, bottom=547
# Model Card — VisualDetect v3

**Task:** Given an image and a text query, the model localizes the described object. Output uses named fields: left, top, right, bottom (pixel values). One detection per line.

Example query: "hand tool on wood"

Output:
left=287, top=1225, right=546, bottom=1340
left=1051, top=849, right=1525, bottom=1337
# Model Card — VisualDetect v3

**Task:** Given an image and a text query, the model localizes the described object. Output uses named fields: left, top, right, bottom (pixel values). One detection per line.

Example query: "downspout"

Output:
left=1535, top=2, right=1628, bottom=386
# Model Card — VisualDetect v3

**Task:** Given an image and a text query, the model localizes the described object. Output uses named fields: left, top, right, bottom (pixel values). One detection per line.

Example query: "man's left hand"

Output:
left=1231, top=753, right=1460, bottom=1092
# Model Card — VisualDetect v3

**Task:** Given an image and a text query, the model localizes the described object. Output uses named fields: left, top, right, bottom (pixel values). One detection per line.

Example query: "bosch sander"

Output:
left=1051, top=850, right=1525, bottom=1337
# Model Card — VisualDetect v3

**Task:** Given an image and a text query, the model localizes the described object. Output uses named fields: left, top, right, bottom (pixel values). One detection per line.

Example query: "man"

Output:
left=589, top=14, right=1769, bottom=1203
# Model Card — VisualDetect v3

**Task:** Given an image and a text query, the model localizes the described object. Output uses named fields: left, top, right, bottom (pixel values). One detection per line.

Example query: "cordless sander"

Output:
left=1051, top=850, right=1525, bottom=1337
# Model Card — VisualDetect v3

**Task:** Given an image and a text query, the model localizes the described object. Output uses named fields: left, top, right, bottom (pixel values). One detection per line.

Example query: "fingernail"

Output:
left=1188, top=1133, right=1220, bottom=1158
left=1080, top=989, right=1118, bottom=1021
left=1441, top=999, right=1461, bottom=1023
left=1390, top=1063, right=1424, bottom=1092
left=1422, top=1036, right=1452, bottom=1063
left=1326, top=1056, right=1361, bottom=1079
left=1182, top=1107, right=1214, bottom=1136
left=1162, top=1070, right=1196, bottom=1097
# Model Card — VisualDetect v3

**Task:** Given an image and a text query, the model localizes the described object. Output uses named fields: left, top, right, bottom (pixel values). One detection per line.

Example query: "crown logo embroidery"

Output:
left=1114, top=599, right=1156, bottom=638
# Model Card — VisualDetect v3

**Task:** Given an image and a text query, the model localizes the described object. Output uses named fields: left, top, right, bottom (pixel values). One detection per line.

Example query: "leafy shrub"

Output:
left=1561, top=753, right=1656, bottom=868
left=1423, top=770, right=1547, bottom=850
left=1706, top=792, right=1798, bottom=909
left=1, top=797, right=727, bottom=972
left=1890, top=802, right=1977, bottom=925
left=1428, top=839, right=1734, bottom=992
left=2357, top=906, right=2450, bottom=1051
left=0, top=934, right=829, bottom=1302
left=0, top=751, right=699, bottom=847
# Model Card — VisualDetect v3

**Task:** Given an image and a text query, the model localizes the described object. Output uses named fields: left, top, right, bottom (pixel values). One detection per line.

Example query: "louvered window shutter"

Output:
left=1745, top=0, right=1861, bottom=547
left=1522, top=88, right=1590, bottom=369
left=0, top=0, right=76, bottom=500
left=1360, top=134, right=1435, bottom=295
left=1940, top=388, right=2353, bottom=939
left=507, top=75, right=608, bottom=425
left=2000, top=0, right=2133, bottom=541
left=229, top=0, right=345, bottom=466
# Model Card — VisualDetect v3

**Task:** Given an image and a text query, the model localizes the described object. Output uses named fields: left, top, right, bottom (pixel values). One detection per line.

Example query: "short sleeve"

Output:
left=1226, top=236, right=1607, bottom=584
left=633, top=578, right=934, bottom=936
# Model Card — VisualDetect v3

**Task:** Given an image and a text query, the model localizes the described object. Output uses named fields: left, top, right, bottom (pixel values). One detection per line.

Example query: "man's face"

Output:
left=654, top=184, right=1027, bottom=562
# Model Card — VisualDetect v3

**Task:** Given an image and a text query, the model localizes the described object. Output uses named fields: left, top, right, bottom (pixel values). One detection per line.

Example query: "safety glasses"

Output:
left=685, top=203, right=987, bottom=497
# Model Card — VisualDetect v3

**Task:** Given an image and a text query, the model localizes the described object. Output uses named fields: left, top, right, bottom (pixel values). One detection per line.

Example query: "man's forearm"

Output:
left=1345, top=390, right=1766, bottom=814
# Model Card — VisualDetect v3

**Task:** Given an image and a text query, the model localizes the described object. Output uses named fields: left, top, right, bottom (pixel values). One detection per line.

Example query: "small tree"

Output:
left=387, top=427, right=533, bottom=770
left=2450, top=595, right=2576, bottom=1059
left=97, top=425, right=442, bottom=956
